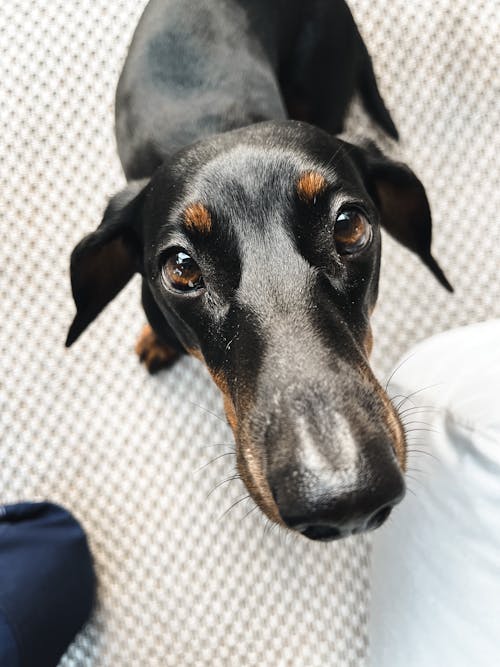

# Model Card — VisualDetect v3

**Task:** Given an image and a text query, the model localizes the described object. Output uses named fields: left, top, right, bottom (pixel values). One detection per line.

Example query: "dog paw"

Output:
left=135, top=324, right=179, bottom=373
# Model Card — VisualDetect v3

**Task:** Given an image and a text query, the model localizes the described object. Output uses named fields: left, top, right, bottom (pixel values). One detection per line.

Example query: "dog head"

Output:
left=67, top=121, right=451, bottom=540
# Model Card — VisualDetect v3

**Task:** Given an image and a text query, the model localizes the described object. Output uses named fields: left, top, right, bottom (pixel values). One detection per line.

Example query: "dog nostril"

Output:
left=367, top=505, right=392, bottom=530
left=299, top=524, right=343, bottom=542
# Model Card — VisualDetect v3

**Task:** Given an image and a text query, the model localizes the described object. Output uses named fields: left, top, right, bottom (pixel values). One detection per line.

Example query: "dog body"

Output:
left=115, top=0, right=397, bottom=180
left=67, top=0, right=451, bottom=541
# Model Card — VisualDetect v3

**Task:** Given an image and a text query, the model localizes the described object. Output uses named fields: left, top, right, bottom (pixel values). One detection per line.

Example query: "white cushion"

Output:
left=369, top=319, right=500, bottom=667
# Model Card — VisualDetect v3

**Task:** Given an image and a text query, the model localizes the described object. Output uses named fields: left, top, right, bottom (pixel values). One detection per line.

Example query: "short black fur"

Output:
left=66, top=0, right=452, bottom=541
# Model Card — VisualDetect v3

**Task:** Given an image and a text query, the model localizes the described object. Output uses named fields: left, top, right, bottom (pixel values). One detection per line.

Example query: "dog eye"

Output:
left=162, top=249, right=204, bottom=292
left=334, top=209, right=372, bottom=254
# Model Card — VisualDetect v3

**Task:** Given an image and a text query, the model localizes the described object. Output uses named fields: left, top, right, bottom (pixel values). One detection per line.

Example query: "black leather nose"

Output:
left=263, top=384, right=406, bottom=541
left=270, top=463, right=405, bottom=541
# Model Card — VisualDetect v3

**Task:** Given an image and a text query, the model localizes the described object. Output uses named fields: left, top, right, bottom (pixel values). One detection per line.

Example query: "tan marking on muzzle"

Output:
left=187, top=349, right=239, bottom=431
left=358, top=357, right=407, bottom=470
left=364, top=327, right=374, bottom=357
left=185, top=345, right=203, bottom=361
left=184, top=203, right=212, bottom=234
left=383, top=396, right=407, bottom=471
left=236, top=424, right=284, bottom=526
left=209, top=372, right=282, bottom=522
left=296, top=171, right=326, bottom=203
left=209, top=369, right=239, bottom=433
left=375, top=380, right=407, bottom=470
left=190, top=350, right=283, bottom=525
left=211, top=371, right=282, bottom=522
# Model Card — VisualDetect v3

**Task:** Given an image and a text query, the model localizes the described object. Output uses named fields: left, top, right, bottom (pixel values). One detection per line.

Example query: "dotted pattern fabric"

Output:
left=0, top=1, right=498, bottom=666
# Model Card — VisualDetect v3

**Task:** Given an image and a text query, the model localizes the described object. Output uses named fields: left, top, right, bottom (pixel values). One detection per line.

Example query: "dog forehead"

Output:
left=174, top=146, right=336, bottom=255
left=187, top=144, right=331, bottom=210
left=148, top=127, right=366, bottom=231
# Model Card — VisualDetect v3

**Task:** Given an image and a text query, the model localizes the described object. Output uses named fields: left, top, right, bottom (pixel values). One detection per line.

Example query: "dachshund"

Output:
left=66, top=0, right=452, bottom=541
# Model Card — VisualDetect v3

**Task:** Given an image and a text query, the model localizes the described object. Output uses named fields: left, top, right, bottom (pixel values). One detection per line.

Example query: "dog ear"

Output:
left=358, top=142, right=452, bottom=292
left=66, top=180, right=148, bottom=347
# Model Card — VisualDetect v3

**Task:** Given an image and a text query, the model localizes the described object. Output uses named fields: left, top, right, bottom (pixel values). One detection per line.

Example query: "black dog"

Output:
left=66, top=0, right=451, bottom=541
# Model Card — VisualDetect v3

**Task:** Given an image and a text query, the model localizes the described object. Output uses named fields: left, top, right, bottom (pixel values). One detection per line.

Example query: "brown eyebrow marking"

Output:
left=296, top=171, right=326, bottom=203
left=184, top=203, right=212, bottom=234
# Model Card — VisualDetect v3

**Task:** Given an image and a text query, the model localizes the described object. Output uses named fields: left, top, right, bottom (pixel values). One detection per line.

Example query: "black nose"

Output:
left=262, top=383, right=406, bottom=541
left=270, top=463, right=405, bottom=542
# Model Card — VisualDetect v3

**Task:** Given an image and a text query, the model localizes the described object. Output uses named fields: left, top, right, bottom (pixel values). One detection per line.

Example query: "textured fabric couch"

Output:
left=0, top=1, right=498, bottom=665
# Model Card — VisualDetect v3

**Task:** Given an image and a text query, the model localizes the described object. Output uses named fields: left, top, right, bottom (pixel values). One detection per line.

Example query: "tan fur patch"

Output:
left=358, top=358, right=407, bottom=470
left=223, top=393, right=238, bottom=434
left=385, top=402, right=407, bottom=471
left=184, top=203, right=212, bottom=234
left=192, top=353, right=283, bottom=525
left=376, top=380, right=407, bottom=470
left=135, top=324, right=179, bottom=373
left=296, top=171, right=326, bottom=203
left=364, top=327, right=374, bottom=357
left=236, top=428, right=285, bottom=526
left=185, top=345, right=203, bottom=361
left=207, top=369, right=239, bottom=435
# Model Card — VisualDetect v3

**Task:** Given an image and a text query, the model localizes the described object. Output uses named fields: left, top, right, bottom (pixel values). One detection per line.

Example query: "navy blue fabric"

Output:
left=0, top=609, right=19, bottom=667
left=0, top=502, right=95, bottom=667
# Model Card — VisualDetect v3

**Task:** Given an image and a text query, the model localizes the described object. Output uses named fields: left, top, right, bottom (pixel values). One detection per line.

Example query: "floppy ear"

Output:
left=66, top=180, right=148, bottom=347
left=360, top=142, right=452, bottom=292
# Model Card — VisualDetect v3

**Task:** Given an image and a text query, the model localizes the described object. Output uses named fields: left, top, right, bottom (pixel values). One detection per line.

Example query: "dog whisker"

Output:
left=206, top=473, right=241, bottom=498
left=195, top=451, right=236, bottom=473
left=401, top=419, right=436, bottom=427
left=199, top=442, right=235, bottom=450
left=405, top=439, right=437, bottom=446
left=397, top=405, right=440, bottom=417
left=405, top=473, right=425, bottom=488
left=393, top=383, right=444, bottom=411
left=404, top=427, right=439, bottom=435
left=406, top=448, right=440, bottom=462
left=262, top=517, right=274, bottom=542
left=219, top=494, right=251, bottom=521
left=241, top=504, right=259, bottom=521
left=401, top=422, right=440, bottom=434
left=187, top=399, right=227, bottom=424
left=405, top=438, right=434, bottom=444
left=384, top=351, right=418, bottom=392
left=405, top=466, right=428, bottom=475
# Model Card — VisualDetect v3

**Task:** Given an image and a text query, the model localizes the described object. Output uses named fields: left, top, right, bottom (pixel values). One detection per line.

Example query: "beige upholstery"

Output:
left=0, top=1, right=498, bottom=665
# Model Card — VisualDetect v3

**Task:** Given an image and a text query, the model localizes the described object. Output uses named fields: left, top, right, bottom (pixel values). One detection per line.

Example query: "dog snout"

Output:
left=264, top=390, right=405, bottom=541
